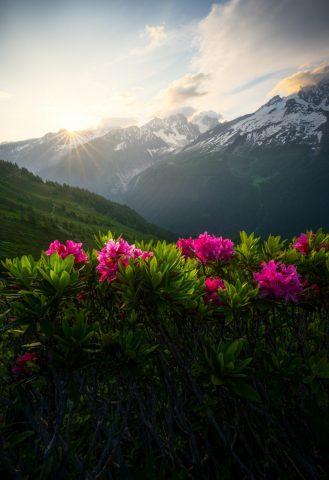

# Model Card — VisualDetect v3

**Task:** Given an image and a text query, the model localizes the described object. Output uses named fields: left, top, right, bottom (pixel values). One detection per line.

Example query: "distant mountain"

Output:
left=122, top=79, right=329, bottom=237
left=0, top=160, right=174, bottom=260
left=0, top=114, right=213, bottom=198
left=0, top=129, right=103, bottom=173
left=185, top=79, right=329, bottom=153
left=2, top=80, right=329, bottom=239
left=39, top=114, right=203, bottom=197
left=141, top=113, right=201, bottom=148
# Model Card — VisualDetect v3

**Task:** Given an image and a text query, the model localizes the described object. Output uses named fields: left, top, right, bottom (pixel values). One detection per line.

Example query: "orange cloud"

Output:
left=161, top=73, right=208, bottom=106
left=271, top=62, right=329, bottom=95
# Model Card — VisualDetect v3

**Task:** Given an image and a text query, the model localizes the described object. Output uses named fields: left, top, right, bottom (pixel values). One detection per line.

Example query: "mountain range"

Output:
left=1, top=80, right=329, bottom=237
left=0, top=113, right=213, bottom=198
left=123, top=79, right=329, bottom=237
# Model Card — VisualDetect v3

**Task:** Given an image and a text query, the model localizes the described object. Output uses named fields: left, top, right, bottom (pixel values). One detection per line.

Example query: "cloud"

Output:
left=97, top=117, right=138, bottom=131
left=171, top=105, right=197, bottom=118
left=173, top=0, right=329, bottom=119
left=161, top=73, right=208, bottom=107
left=0, top=90, right=11, bottom=100
left=143, top=24, right=168, bottom=48
left=271, top=62, right=329, bottom=95
left=131, top=24, right=169, bottom=55
left=119, top=0, right=329, bottom=122
left=191, top=110, right=223, bottom=122
left=190, top=110, right=223, bottom=132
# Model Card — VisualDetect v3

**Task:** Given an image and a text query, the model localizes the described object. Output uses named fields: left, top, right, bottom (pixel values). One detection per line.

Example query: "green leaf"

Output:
left=230, top=381, right=261, bottom=403
left=211, top=374, right=225, bottom=386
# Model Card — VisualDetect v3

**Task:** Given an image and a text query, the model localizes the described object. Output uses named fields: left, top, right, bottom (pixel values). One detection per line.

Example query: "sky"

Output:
left=1, top=0, right=329, bottom=142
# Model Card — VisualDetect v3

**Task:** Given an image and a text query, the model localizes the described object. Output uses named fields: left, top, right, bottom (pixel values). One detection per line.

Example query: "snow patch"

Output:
left=15, top=144, right=30, bottom=152
left=114, top=142, right=126, bottom=151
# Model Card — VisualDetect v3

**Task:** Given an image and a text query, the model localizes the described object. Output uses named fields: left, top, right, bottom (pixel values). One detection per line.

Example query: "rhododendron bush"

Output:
left=0, top=229, right=329, bottom=479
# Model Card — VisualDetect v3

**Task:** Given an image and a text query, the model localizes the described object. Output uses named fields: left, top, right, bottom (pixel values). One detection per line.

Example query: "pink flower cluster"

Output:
left=204, top=277, right=226, bottom=305
left=46, top=240, right=88, bottom=263
left=176, top=237, right=195, bottom=258
left=293, top=233, right=310, bottom=255
left=97, top=238, right=153, bottom=283
left=12, top=352, right=38, bottom=377
left=253, top=260, right=302, bottom=303
left=177, top=232, right=234, bottom=263
left=293, top=232, right=329, bottom=255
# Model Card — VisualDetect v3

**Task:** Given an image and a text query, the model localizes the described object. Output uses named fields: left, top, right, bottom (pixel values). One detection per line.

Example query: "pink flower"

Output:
left=97, top=238, right=153, bottom=283
left=292, top=233, right=310, bottom=255
left=193, top=232, right=234, bottom=263
left=176, top=233, right=234, bottom=263
left=16, top=352, right=38, bottom=364
left=204, top=277, right=226, bottom=305
left=46, top=240, right=88, bottom=263
left=176, top=237, right=195, bottom=258
left=12, top=352, right=38, bottom=377
left=133, top=248, right=154, bottom=260
left=65, top=240, right=89, bottom=263
left=76, top=291, right=87, bottom=304
left=253, top=260, right=302, bottom=303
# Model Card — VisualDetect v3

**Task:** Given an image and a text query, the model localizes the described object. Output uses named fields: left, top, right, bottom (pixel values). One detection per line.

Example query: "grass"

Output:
left=0, top=160, right=175, bottom=260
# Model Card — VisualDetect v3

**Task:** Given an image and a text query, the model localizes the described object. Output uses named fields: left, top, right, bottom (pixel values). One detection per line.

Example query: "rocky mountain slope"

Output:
left=184, top=79, right=329, bottom=153
left=0, top=114, right=214, bottom=198
left=122, top=79, right=329, bottom=237
left=0, top=129, right=102, bottom=173
left=39, top=114, right=203, bottom=197
left=2, top=79, right=328, bottom=238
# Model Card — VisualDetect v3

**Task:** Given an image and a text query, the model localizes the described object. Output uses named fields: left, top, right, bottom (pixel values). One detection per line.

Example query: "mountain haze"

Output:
left=0, top=129, right=103, bottom=173
left=0, top=114, right=214, bottom=198
left=40, top=114, right=203, bottom=198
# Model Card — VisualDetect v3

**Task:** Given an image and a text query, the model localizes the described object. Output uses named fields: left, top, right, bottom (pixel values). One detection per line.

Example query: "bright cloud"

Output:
left=144, top=24, right=168, bottom=47
left=271, top=62, right=329, bottom=96
left=131, top=24, right=169, bottom=55
left=160, top=73, right=208, bottom=107
left=1, top=0, right=329, bottom=141
left=161, top=0, right=329, bottom=119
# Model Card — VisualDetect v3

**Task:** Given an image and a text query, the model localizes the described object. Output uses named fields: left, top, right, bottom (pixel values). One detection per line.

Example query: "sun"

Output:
left=65, top=129, right=77, bottom=137
left=60, top=112, right=91, bottom=134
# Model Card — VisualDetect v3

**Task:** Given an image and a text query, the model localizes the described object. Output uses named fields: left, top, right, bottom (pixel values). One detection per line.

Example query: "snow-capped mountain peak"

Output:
left=0, top=128, right=106, bottom=173
left=141, top=113, right=200, bottom=148
left=185, top=80, right=329, bottom=153
left=298, top=78, right=329, bottom=109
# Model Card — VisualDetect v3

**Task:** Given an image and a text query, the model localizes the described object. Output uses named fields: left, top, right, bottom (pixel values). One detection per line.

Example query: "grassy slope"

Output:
left=0, top=160, right=175, bottom=260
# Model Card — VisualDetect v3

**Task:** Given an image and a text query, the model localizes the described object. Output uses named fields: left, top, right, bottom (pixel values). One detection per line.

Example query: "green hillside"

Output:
left=124, top=143, right=329, bottom=238
left=0, top=160, right=174, bottom=260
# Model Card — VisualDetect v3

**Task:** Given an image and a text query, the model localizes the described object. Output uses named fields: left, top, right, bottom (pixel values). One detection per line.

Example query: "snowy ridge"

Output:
left=2, top=79, right=329, bottom=200
left=186, top=79, right=329, bottom=153
left=141, top=114, right=201, bottom=149
left=0, top=112, right=216, bottom=175
left=0, top=128, right=106, bottom=172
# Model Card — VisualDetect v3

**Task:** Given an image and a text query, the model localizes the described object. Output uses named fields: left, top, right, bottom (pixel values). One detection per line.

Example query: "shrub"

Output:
left=0, top=229, right=329, bottom=479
